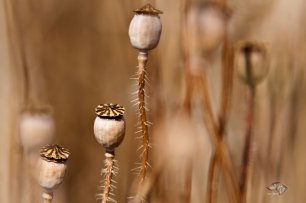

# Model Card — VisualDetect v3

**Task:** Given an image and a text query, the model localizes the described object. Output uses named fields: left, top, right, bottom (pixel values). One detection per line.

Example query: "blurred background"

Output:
left=1, top=0, right=306, bottom=202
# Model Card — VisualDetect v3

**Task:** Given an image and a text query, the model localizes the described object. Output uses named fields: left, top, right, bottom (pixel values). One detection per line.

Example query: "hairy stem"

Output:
left=137, top=52, right=150, bottom=185
left=101, top=152, right=116, bottom=203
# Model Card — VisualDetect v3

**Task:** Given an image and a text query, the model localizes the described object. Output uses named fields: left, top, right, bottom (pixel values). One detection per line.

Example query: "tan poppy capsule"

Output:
left=128, top=4, right=163, bottom=52
left=38, top=144, right=70, bottom=201
left=94, top=103, right=126, bottom=152
left=236, top=41, right=269, bottom=86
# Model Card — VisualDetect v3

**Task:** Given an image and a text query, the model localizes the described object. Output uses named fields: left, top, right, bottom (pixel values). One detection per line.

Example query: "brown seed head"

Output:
left=95, top=103, right=125, bottom=118
left=40, top=144, right=70, bottom=163
left=134, top=3, right=163, bottom=15
left=236, top=41, right=269, bottom=86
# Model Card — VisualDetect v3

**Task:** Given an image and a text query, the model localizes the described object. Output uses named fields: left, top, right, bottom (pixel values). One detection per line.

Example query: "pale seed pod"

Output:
left=197, top=2, right=229, bottom=54
left=128, top=4, right=162, bottom=52
left=236, top=41, right=269, bottom=86
left=38, top=144, right=70, bottom=201
left=19, top=108, right=55, bottom=153
left=93, top=103, right=126, bottom=152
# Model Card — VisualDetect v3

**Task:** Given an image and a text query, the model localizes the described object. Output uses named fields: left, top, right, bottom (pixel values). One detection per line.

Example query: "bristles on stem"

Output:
left=99, top=152, right=117, bottom=203
left=136, top=52, right=150, bottom=186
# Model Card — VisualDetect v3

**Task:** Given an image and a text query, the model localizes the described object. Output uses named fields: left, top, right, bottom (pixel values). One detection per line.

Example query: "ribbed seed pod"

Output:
left=19, top=108, right=55, bottom=153
left=38, top=144, right=70, bottom=202
left=94, top=103, right=126, bottom=152
left=236, top=41, right=269, bottom=86
left=128, top=4, right=162, bottom=51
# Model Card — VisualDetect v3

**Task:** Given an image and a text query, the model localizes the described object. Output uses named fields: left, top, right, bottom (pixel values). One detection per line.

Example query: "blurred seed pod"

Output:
left=128, top=4, right=162, bottom=52
left=38, top=144, right=70, bottom=192
left=93, top=103, right=126, bottom=152
left=19, top=107, right=55, bottom=153
left=236, top=41, right=269, bottom=86
left=195, top=2, right=230, bottom=54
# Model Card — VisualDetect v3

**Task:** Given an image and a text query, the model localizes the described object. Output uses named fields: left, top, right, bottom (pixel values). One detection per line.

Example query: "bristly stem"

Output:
left=137, top=52, right=150, bottom=185
left=240, top=86, right=255, bottom=203
left=101, top=152, right=116, bottom=203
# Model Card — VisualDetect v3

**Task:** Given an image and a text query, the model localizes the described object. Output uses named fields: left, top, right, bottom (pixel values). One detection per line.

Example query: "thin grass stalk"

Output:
left=9, top=0, right=31, bottom=106
left=4, top=1, right=30, bottom=201
left=204, top=1, right=236, bottom=201
left=219, top=36, right=234, bottom=136
left=196, top=75, right=240, bottom=203
left=182, top=0, right=192, bottom=113
left=134, top=161, right=163, bottom=202
left=206, top=155, right=219, bottom=203
left=240, top=87, right=255, bottom=203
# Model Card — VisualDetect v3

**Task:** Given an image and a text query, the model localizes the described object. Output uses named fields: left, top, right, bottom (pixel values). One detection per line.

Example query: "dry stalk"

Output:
left=219, top=36, right=234, bottom=135
left=236, top=41, right=268, bottom=203
left=131, top=162, right=163, bottom=203
left=207, top=154, right=219, bottom=203
left=195, top=75, right=240, bottom=203
left=200, top=1, right=235, bottom=202
left=100, top=153, right=118, bottom=203
left=137, top=52, right=150, bottom=185
left=240, top=87, right=255, bottom=203
left=182, top=0, right=192, bottom=113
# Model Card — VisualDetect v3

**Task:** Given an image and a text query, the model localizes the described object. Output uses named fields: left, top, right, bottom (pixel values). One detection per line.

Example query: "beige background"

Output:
left=1, top=0, right=306, bottom=202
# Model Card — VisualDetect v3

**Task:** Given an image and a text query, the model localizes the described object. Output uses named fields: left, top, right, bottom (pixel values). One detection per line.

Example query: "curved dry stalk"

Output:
left=137, top=52, right=150, bottom=185
left=196, top=75, right=241, bottom=203
left=100, top=153, right=117, bottom=203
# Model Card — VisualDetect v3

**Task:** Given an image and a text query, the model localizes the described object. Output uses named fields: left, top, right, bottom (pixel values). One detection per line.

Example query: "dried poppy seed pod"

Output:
left=19, top=107, right=55, bottom=153
left=38, top=144, right=70, bottom=201
left=236, top=41, right=269, bottom=86
left=197, top=2, right=229, bottom=54
left=128, top=4, right=162, bottom=52
left=94, top=103, right=126, bottom=152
